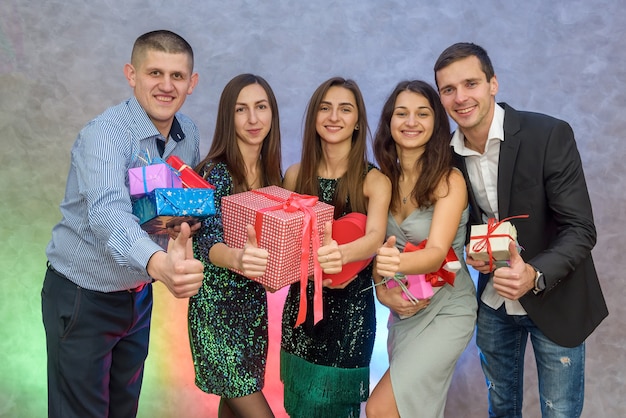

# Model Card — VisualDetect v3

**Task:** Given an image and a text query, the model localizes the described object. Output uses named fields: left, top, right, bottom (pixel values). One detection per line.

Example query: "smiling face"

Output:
left=390, top=91, right=434, bottom=153
left=234, top=83, right=272, bottom=148
left=315, top=86, right=359, bottom=144
left=124, top=50, right=198, bottom=137
left=435, top=55, right=498, bottom=138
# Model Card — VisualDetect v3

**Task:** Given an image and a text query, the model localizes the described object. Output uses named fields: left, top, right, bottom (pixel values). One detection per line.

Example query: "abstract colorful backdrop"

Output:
left=1, top=1, right=625, bottom=417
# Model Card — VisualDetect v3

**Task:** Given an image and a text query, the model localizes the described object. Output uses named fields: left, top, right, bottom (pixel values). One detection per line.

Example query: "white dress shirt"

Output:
left=450, top=104, right=527, bottom=315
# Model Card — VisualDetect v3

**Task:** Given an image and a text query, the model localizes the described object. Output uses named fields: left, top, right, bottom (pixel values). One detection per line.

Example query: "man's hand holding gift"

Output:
left=465, top=249, right=495, bottom=274
left=166, top=219, right=202, bottom=240
left=467, top=216, right=528, bottom=275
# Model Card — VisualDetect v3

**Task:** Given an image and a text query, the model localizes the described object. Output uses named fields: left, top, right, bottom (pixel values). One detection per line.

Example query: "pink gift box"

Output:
left=222, top=185, right=334, bottom=290
left=129, top=163, right=182, bottom=197
left=386, top=274, right=434, bottom=301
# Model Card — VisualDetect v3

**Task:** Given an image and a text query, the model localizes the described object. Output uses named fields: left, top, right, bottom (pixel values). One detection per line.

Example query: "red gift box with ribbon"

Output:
left=403, top=239, right=461, bottom=287
left=166, top=155, right=215, bottom=189
left=322, top=212, right=372, bottom=286
left=385, top=239, right=460, bottom=306
left=222, top=186, right=334, bottom=325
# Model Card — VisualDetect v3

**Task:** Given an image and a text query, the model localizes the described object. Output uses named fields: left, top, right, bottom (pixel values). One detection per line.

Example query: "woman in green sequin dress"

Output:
left=280, top=77, right=391, bottom=417
left=188, top=74, right=282, bottom=418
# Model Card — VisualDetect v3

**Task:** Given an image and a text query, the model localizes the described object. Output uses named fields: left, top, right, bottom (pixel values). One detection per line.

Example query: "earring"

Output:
left=355, top=125, right=359, bottom=131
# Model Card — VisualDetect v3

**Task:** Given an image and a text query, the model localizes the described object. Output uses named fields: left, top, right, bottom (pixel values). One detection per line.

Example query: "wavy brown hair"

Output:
left=373, top=80, right=452, bottom=213
left=195, top=74, right=282, bottom=192
left=294, top=77, right=369, bottom=217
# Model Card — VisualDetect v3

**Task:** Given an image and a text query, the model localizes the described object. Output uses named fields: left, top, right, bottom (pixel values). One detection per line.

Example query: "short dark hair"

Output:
left=433, top=42, right=494, bottom=88
left=131, top=30, right=194, bottom=70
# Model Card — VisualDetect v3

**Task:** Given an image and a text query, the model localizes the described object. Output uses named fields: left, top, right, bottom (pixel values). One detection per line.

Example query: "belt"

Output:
left=46, top=261, right=148, bottom=293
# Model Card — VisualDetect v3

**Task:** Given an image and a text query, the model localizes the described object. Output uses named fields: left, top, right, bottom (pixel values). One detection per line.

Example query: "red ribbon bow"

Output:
left=403, top=240, right=458, bottom=287
left=470, top=215, right=529, bottom=270
left=252, top=190, right=324, bottom=326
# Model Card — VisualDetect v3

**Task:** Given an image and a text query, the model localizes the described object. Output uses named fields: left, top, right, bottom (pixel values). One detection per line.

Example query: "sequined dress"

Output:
left=280, top=168, right=377, bottom=418
left=188, top=161, right=269, bottom=398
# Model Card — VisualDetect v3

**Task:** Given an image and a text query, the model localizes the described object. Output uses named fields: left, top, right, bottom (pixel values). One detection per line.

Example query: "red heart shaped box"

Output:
left=323, top=212, right=373, bottom=285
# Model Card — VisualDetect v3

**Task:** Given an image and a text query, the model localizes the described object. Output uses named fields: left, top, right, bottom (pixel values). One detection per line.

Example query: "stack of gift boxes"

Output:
left=129, top=155, right=216, bottom=234
left=130, top=162, right=373, bottom=323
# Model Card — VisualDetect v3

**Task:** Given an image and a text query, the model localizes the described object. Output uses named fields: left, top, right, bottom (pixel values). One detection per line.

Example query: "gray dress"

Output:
left=385, top=205, right=477, bottom=418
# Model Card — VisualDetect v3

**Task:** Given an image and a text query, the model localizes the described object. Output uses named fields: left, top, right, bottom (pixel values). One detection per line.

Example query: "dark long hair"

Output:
left=195, top=73, right=282, bottom=192
left=294, top=77, right=369, bottom=217
left=373, top=80, right=452, bottom=212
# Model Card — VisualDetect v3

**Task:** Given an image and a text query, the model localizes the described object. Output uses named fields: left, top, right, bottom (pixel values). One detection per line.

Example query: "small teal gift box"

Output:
left=132, top=188, right=215, bottom=234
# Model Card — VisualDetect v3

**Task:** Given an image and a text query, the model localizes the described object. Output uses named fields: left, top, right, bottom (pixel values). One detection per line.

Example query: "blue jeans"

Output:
left=476, top=301, right=585, bottom=418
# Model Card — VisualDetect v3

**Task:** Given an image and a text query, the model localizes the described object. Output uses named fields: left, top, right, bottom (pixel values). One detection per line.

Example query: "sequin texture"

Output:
left=188, top=161, right=268, bottom=398
left=280, top=165, right=377, bottom=417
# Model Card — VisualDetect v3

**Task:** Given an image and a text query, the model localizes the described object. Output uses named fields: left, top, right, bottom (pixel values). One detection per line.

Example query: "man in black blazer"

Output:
left=434, top=42, right=607, bottom=417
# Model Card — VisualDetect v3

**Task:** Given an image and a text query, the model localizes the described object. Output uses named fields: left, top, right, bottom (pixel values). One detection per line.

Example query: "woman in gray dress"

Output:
left=366, top=80, right=477, bottom=418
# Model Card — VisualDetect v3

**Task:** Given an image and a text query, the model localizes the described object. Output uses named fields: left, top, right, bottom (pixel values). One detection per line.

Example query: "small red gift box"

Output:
left=404, top=240, right=460, bottom=287
left=166, top=155, right=215, bottom=189
left=322, top=212, right=372, bottom=286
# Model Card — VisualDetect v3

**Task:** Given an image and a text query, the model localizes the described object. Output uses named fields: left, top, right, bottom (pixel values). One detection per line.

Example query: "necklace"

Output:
left=400, top=174, right=415, bottom=205
left=401, top=183, right=412, bottom=205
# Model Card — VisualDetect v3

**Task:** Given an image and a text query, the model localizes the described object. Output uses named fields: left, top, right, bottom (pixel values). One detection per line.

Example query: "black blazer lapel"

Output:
left=498, top=103, right=521, bottom=218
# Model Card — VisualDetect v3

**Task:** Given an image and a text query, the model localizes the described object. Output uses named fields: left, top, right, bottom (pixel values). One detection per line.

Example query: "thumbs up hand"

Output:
left=317, top=221, right=342, bottom=277
left=239, top=224, right=269, bottom=278
left=492, top=240, right=536, bottom=300
left=375, top=236, right=400, bottom=278
left=148, top=222, right=204, bottom=299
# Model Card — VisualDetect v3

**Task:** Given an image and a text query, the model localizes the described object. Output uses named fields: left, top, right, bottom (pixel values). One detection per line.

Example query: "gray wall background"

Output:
left=1, top=0, right=624, bottom=417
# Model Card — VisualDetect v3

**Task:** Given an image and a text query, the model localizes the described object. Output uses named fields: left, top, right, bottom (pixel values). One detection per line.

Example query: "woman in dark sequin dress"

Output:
left=280, top=77, right=391, bottom=417
left=188, top=74, right=282, bottom=418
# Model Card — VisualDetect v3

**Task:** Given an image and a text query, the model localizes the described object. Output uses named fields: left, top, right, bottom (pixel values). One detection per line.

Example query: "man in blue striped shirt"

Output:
left=42, top=30, right=204, bottom=418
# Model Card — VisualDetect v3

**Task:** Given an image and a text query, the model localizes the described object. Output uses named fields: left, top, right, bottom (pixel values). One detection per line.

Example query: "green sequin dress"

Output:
left=280, top=166, right=377, bottom=418
left=188, top=161, right=269, bottom=398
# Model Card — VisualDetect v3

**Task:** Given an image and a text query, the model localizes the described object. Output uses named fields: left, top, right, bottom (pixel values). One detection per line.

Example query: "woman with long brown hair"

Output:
left=280, top=77, right=391, bottom=417
left=188, top=73, right=282, bottom=418
left=366, top=80, right=477, bottom=418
